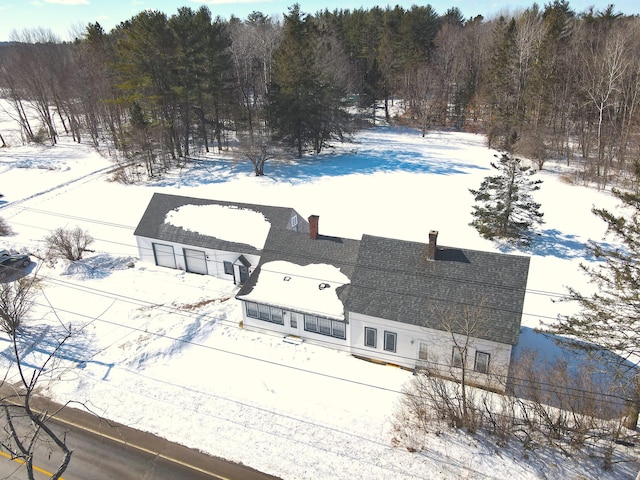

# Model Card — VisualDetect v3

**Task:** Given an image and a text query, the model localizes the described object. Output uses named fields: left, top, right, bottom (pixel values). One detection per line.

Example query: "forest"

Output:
left=0, top=1, right=639, bottom=187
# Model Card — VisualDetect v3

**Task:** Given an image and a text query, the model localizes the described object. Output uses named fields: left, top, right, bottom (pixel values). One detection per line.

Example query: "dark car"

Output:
left=0, top=250, right=31, bottom=280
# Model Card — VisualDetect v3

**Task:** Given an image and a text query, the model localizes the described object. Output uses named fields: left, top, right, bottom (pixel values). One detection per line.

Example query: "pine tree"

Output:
left=268, top=4, right=347, bottom=157
left=469, top=153, right=544, bottom=244
left=549, top=188, right=640, bottom=427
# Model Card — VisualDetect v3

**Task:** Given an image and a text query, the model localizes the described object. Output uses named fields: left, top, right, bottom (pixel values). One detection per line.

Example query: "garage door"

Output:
left=184, top=248, right=208, bottom=275
left=153, top=243, right=176, bottom=269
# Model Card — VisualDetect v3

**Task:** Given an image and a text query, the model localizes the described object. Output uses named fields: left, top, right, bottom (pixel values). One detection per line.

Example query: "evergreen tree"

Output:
left=551, top=188, right=640, bottom=365
left=484, top=17, right=519, bottom=150
left=268, top=4, right=347, bottom=157
left=549, top=188, right=640, bottom=427
left=469, top=153, right=544, bottom=244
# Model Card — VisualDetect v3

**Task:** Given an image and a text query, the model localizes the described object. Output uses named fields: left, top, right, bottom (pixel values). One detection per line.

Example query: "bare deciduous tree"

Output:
left=239, top=133, right=276, bottom=176
left=0, top=276, right=73, bottom=479
left=45, top=226, right=94, bottom=261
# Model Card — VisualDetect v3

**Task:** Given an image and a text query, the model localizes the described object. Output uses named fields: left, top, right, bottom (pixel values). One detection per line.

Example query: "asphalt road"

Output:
left=0, top=395, right=280, bottom=480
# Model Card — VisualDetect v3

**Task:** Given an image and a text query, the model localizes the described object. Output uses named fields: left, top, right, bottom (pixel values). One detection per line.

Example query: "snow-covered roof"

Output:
left=165, top=204, right=271, bottom=250
left=237, top=260, right=350, bottom=320
left=133, top=192, right=308, bottom=254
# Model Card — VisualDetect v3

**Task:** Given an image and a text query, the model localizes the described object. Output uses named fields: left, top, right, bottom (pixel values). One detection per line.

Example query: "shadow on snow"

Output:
left=150, top=128, right=487, bottom=188
left=496, top=228, right=615, bottom=262
left=0, top=323, right=114, bottom=381
left=511, top=326, right=636, bottom=417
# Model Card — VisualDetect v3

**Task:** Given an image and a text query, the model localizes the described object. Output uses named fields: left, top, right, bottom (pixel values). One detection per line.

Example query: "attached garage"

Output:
left=184, top=248, right=208, bottom=275
left=153, top=243, right=176, bottom=269
left=134, top=193, right=309, bottom=281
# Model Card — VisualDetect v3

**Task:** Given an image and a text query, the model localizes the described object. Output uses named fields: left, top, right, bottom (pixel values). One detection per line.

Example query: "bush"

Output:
left=0, top=217, right=13, bottom=236
left=45, top=226, right=94, bottom=261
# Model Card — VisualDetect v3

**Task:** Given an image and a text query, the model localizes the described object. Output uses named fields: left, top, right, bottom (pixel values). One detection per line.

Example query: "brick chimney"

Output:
left=309, top=215, right=319, bottom=239
left=427, top=230, right=438, bottom=261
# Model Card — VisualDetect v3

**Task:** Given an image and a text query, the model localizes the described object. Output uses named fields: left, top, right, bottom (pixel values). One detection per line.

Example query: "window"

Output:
left=318, top=318, right=332, bottom=335
left=384, top=331, right=397, bottom=353
left=248, top=302, right=285, bottom=325
left=258, top=304, right=271, bottom=321
left=246, top=302, right=258, bottom=318
left=270, top=307, right=283, bottom=325
left=475, top=351, right=490, bottom=374
left=364, top=327, right=377, bottom=348
left=332, top=321, right=346, bottom=340
left=302, top=314, right=346, bottom=339
left=290, top=312, right=299, bottom=329
left=304, top=314, right=317, bottom=332
left=223, top=261, right=233, bottom=275
left=452, top=347, right=465, bottom=368
left=418, top=342, right=429, bottom=361
left=291, top=215, right=298, bottom=229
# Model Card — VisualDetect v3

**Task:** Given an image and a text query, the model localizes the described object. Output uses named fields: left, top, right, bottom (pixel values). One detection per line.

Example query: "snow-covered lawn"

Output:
left=0, top=111, right=638, bottom=478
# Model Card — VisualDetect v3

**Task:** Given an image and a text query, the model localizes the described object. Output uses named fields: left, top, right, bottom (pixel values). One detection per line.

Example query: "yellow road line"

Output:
left=52, top=415, right=230, bottom=480
left=0, top=449, right=65, bottom=479
left=1, top=398, right=231, bottom=480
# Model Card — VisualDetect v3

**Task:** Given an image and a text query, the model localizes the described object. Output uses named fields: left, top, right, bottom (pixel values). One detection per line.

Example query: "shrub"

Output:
left=45, top=226, right=94, bottom=261
left=0, top=217, right=13, bottom=236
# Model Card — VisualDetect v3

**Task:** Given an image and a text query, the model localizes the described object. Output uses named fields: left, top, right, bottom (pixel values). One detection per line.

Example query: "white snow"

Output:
left=0, top=101, right=639, bottom=479
left=238, top=260, right=350, bottom=319
left=165, top=203, right=271, bottom=249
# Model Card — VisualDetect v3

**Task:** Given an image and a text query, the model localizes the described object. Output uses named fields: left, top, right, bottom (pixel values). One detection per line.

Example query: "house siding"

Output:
left=136, top=235, right=259, bottom=281
left=240, top=300, right=351, bottom=352
left=349, top=311, right=512, bottom=392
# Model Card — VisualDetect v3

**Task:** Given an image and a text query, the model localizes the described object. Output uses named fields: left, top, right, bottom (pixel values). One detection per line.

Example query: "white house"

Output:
left=134, top=194, right=530, bottom=392
left=133, top=193, right=307, bottom=284
left=236, top=219, right=530, bottom=393
left=344, top=232, right=529, bottom=392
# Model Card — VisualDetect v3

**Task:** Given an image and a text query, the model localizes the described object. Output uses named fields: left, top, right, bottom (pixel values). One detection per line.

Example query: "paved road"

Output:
left=0, top=395, right=280, bottom=480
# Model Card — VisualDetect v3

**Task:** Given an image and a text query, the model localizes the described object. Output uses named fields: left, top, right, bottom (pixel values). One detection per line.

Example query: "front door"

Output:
left=238, top=265, right=249, bottom=283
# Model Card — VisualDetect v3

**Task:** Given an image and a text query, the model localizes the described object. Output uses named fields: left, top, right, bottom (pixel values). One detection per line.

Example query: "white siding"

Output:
left=240, top=301, right=350, bottom=352
left=135, top=235, right=258, bottom=281
left=349, top=311, right=512, bottom=392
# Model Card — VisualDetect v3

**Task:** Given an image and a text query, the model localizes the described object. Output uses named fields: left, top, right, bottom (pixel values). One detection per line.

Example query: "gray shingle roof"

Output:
left=133, top=192, right=307, bottom=254
left=236, top=229, right=361, bottom=304
left=345, top=234, right=530, bottom=345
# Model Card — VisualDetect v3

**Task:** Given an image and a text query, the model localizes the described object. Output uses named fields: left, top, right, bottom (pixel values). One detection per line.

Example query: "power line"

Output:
left=1, top=187, right=624, bottom=403
left=1, top=203, right=570, bottom=308
left=16, top=272, right=631, bottom=409
left=0, top=159, right=628, bottom=478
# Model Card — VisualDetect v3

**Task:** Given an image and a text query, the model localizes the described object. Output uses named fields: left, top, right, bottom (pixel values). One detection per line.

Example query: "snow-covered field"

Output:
left=0, top=105, right=638, bottom=479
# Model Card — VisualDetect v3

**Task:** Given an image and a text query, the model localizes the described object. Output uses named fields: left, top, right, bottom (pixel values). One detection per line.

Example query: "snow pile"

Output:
left=165, top=203, right=271, bottom=249
left=239, top=260, right=350, bottom=319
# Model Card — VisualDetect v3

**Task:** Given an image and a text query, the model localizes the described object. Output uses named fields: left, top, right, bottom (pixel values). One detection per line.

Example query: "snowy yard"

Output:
left=0, top=108, right=638, bottom=478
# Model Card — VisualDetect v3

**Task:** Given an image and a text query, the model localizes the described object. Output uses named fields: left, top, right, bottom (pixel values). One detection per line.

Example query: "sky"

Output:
left=0, top=0, right=639, bottom=42
left=0, top=98, right=638, bottom=478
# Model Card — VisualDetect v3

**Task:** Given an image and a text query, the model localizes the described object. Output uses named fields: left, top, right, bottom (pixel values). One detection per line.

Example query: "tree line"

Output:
left=0, top=1, right=639, bottom=185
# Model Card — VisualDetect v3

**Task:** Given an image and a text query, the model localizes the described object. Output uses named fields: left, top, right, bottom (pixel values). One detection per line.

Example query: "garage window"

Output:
left=223, top=261, right=233, bottom=275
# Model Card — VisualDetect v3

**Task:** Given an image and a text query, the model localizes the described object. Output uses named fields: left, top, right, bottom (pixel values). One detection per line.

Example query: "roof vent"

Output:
left=318, top=283, right=330, bottom=290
